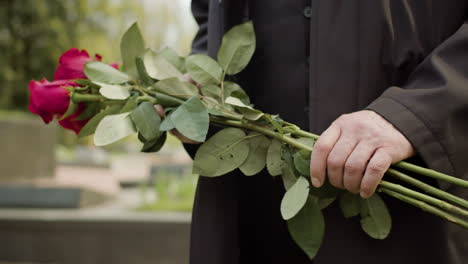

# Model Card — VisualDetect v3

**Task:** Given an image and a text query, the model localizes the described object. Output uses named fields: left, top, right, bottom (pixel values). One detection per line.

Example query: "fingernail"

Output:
left=360, top=191, right=369, bottom=199
left=312, top=178, right=321, bottom=187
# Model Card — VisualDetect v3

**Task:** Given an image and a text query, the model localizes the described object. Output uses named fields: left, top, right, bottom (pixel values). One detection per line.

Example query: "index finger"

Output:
left=310, top=123, right=341, bottom=187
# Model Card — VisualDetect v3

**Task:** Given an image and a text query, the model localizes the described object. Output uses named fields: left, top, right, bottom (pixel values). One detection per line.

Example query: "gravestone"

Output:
left=0, top=118, right=115, bottom=208
left=0, top=118, right=56, bottom=183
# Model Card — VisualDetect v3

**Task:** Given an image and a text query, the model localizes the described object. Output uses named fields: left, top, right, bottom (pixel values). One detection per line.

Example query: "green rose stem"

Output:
left=71, top=91, right=468, bottom=227
left=379, top=181, right=468, bottom=218
left=210, top=118, right=313, bottom=151
left=387, top=169, right=468, bottom=209
left=72, top=91, right=468, bottom=191
left=72, top=93, right=107, bottom=102
left=72, top=91, right=468, bottom=194
left=380, top=188, right=468, bottom=228
left=393, top=161, right=468, bottom=188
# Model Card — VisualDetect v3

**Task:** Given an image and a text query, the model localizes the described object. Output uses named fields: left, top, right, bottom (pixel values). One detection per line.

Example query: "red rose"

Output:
left=29, top=48, right=118, bottom=134
left=28, top=79, right=87, bottom=134
left=54, top=48, right=118, bottom=81
left=28, top=79, right=76, bottom=123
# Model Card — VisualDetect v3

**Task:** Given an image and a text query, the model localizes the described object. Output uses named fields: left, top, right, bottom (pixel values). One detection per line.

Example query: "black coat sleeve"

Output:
left=367, top=19, right=468, bottom=190
left=191, top=0, right=209, bottom=55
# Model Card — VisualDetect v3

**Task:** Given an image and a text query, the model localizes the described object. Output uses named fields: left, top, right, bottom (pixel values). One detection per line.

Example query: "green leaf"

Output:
left=224, top=81, right=250, bottom=104
left=225, top=96, right=263, bottom=120
left=266, top=139, right=283, bottom=176
left=201, top=82, right=250, bottom=105
left=185, top=54, right=223, bottom=85
left=141, top=132, right=167, bottom=153
left=318, top=196, right=336, bottom=210
left=281, top=176, right=310, bottom=220
left=76, top=102, right=101, bottom=121
left=135, top=56, right=155, bottom=86
left=297, top=137, right=315, bottom=148
left=201, top=85, right=222, bottom=100
left=170, top=96, right=209, bottom=142
left=153, top=77, right=198, bottom=99
left=217, top=21, right=256, bottom=75
left=120, top=22, right=146, bottom=78
left=200, top=96, right=244, bottom=119
left=339, top=192, right=361, bottom=218
left=59, top=95, right=77, bottom=120
left=78, top=105, right=122, bottom=138
left=287, top=197, right=325, bottom=260
left=309, top=179, right=342, bottom=199
left=84, top=62, right=131, bottom=84
left=96, top=82, right=131, bottom=100
left=160, top=114, right=176, bottom=131
left=239, top=133, right=270, bottom=176
left=159, top=47, right=186, bottom=72
left=360, top=194, right=392, bottom=239
left=281, top=146, right=299, bottom=190
left=265, top=114, right=284, bottom=134
left=144, top=50, right=185, bottom=80
left=193, top=128, right=249, bottom=177
left=119, top=95, right=139, bottom=113
left=73, top=79, right=98, bottom=87
left=293, top=150, right=311, bottom=176
left=130, top=102, right=161, bottom=141
left=93, top=112, right=136, bottom=146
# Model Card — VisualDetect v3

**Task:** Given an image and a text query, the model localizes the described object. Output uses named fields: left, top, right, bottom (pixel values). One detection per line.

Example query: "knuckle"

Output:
left=315, top=142, right=332, bottom=153
left=366, top=138, right=381, bottom=148
left=353, top=120, right=366, bottom=130
left=327, top=156, right=342, bottom=169
left=338, top=114, right=347, bottom=120
left=336, top=115, right=348, bottom=125
left=344, top=161, right=362, bottom=174
left=368, top=161, right=388, bottom=174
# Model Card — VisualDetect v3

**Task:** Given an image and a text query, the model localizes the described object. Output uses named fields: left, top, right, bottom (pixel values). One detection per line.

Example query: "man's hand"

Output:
left=309, top=110, right=415, bottom=198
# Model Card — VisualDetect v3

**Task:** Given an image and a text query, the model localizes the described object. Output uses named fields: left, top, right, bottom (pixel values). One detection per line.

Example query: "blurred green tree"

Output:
left=0, top=0, right=196, bottom=112
left=0, top=0, right=68, bottom=110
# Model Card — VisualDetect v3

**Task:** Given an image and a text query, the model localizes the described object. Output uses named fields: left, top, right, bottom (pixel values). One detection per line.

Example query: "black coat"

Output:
left=188, top=1, right=468, bottom=264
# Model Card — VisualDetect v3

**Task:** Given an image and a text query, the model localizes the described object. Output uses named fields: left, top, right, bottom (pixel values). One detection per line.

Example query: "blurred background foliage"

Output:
left=0, top=0, right=197, bottom=112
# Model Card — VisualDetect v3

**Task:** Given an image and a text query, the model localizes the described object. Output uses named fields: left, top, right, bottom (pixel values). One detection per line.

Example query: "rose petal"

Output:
left=54, top=48, right=92, bottom=81
left=58, top=104, right=90, bottom=134
left=110, top=62, right=120, bottom=70
left=28, top=79, right=77, bottom=123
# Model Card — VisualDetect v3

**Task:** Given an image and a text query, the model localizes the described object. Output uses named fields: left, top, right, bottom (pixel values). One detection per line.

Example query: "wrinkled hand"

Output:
left=310, top=110, right=415, bottom=198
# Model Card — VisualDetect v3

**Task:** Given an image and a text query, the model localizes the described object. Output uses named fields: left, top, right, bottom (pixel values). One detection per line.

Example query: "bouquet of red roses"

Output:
left=28, top=22, right=468, bottom=260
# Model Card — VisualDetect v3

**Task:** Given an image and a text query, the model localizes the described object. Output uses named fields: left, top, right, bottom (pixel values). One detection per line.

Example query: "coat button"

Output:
left=303, top=6, right=312, bottom=18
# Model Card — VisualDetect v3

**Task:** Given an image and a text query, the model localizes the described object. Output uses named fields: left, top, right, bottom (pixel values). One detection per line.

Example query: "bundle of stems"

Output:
left=73, top=87, right=468, bottom=229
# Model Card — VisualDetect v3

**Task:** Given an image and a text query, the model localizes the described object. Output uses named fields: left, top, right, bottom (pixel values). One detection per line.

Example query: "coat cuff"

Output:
left=366, top=92, right=455, bottom=190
